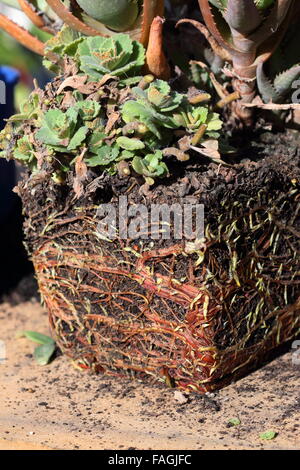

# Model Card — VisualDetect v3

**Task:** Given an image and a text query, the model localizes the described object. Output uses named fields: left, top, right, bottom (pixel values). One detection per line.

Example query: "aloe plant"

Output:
left=257, top=62, right=300, bottom=103
left=76, top=0, right=140, bottom=32
left=182, top=0, right=298, bottom=120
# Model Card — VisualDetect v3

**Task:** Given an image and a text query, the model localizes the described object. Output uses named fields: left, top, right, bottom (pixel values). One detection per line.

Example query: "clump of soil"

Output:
left=17, top=127, right=300, bottom=393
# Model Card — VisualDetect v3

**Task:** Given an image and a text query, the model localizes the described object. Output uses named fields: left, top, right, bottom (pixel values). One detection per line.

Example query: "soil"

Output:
left=0, top=278, right=299, bottom=450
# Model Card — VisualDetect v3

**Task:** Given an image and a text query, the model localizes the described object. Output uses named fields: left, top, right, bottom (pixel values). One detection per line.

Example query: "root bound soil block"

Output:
left=19, top=136, right=300, bottom=393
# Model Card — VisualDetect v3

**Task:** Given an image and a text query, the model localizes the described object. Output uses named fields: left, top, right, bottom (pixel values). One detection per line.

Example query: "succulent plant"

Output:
left=77, top=34, right=145, bottom=81
left=257, top=62, right=300, bottom=103
left=180, top=0, right=298, bottom=121
left=14, top=136, right=37, bottom=169
left=36, top=107, right=89, bottom=152
left=0, top=0, right=167, bottom=79
left=122, top=79, right=222, bottom=141
left=0, top=30, right=222, bottom=184
left=132, top=150, right=169, bottom=184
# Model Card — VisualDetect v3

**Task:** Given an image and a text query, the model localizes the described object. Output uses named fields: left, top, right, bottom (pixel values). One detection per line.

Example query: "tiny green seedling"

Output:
left=227, top=417, right=241, bottom=426
left=259, top=430, right=277, bottom=440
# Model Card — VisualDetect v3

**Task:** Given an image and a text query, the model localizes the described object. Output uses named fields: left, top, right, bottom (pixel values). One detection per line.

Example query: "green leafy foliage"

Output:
left=36, top=108, right=89, bottom=152
left=132, top=151, right=169, bottom=182
left=44, top=26, right=84, bottom=72
left=85, top=145, right=120, bottom=167
left=7, top=92, right=41, bottom=124
left=122, top=79, right=222, bottom=142
left=0, top=30, right=222, bottom=185
left=14, top=137, right=36, bottom=166
left=77, top=34, right=145, bottom=81
left=17, top=331, right=55, bottom=344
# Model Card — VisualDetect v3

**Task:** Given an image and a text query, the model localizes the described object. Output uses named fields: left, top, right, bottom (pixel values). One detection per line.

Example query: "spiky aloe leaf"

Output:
left=209, top=0, right=275, bottom=10
left=76, top=0, right=140, bottom=32
left=209, top=0, right=227, bottom=9
left=255, top=0, right=275, bottom=9
left=274, top=65, right=300, bottom=97
left=224, top=0, right=262, bottom=34
left=77, top=34, right=145, bottom=81
left=256, top=62, right=280, bottom=103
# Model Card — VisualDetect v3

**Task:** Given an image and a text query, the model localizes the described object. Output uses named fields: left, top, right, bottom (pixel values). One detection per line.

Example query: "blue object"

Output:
left=0, top=66, right=20, bottom=221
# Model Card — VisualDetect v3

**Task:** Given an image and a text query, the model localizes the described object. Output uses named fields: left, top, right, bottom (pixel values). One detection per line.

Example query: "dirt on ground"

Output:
left=0, top=279, right=299, bottom=450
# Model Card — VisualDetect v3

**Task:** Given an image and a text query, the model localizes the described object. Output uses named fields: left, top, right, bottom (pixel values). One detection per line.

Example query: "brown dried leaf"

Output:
left=105, top=111, right=120, bottom=134
left=56, top=75, right=88, bottom=95
left=191, top=139, right=229, bottom=165
left=61, top=91, right=76, bottom=109
left=73, top=149, right=88, bottom=199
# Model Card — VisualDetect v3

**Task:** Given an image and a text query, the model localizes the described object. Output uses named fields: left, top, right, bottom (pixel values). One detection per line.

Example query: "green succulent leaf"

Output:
left=7, top=93, right=41, bottom=124
left=88, top=130, right=107, bottom=154
left=255, top=0, right=275, bottom=10
left=116, top=136, right=145, bottom=151
left=209, top=0, right=227, bottom=9
left=17, top=330, right=56, bottom=366
left=146, top=80, right=183, bottom=112
left=34, top=342, right=56, bottom=366
left=14, top=137, right=35, bottom=163
left=257, top=62, right=280, bottom=103
left=132, top=151, right=169, bottom=179
left=44, top=26, right=84, bottom=72
left=76, top=0, right=140, bottom=32
left=36, top=107, right=88, bottom=152
left=122, top=100, right=162, bottom=138
left=172, top=106, right=208, bottom=129
left=68, top=126, right=89, bottom=151
left=274, top=65, right=300, bottom=98
left=74, top=101, right=101, bottom=121
left=118, top=150, right=135, bottom=161
left=207, top=112, right=223, bottom=131
left=209, top=0, right=274, bottom=10
left=78, top=34, right=145, bottom=81
left=17, top=330, right=55, bottom=345
left=85, top=145, right=120, bottom=166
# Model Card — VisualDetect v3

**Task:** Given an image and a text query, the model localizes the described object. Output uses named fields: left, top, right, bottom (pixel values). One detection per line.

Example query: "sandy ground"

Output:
left=0, top=294, right=299, bottom=450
